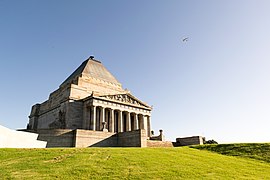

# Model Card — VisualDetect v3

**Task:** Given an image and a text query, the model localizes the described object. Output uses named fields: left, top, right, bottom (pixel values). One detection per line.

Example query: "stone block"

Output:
left=176, top=136, right=204, bottom=146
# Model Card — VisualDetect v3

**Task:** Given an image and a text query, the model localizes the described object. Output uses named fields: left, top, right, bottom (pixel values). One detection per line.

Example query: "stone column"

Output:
left=110, top=109, right=115, bottom=133
left=138, top=114, right=142, bottom=129
left=88, top=107, right=91, bottom=130
left=142, top=115, right=148, bottom=137
left=126, top=112, right=131, bottom=131
left=90, top=106, right=96, bottom=131
left=141, top=115, right=146, bottom=129
left=134, top=113, right=139, bottom=130
left=118, top=110, right=123, bottom=132
left=147, top=116, right=151, bottom=138
left=100, top=107, right=106, bottom=130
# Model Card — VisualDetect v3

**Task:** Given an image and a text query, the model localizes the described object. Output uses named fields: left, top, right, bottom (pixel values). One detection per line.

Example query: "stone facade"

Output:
left=26, top=57, right=154, bottom=147
left=30, top=129, right=147, bottom=148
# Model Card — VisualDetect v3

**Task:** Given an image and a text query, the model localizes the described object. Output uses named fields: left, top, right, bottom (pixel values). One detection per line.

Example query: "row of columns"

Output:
left=85, top=106, right=151, bottom=137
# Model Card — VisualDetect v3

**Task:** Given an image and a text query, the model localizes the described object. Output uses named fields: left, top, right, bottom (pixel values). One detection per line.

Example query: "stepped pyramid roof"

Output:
left=61, top=57, right=121, bottom=87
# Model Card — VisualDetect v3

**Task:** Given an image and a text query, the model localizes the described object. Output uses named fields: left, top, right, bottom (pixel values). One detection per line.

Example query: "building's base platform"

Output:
left=24, top=129, right=148, bottom=148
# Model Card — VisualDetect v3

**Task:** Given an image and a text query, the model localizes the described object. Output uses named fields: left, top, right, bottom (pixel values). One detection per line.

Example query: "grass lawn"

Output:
left=0, top=146, right=270, bottom=179
left=192, top=143, right=270, bottom=163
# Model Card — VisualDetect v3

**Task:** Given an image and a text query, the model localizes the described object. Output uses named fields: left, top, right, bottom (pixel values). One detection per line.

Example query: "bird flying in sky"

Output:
left=182, top=37, right=188, bottom=42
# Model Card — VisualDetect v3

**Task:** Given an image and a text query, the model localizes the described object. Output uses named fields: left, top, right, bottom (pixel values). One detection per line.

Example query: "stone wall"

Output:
left=117, top=129, right=147, bottom=147
left=31, top=129, right=147, bottom=148
left=30, top=100, right=85, bottom=130
left=36, top=129, right=75, bottom=148
left=69, top=84, right=91, bottom=100
left=74, top=130, right=116, bottom=147
left=78, top=74, right=124, bottom=95
left=66, top=101, right=83, bottom=129
left=75, top=129, right=147, bottom=147
left=37, top=106, right=61, bottom=129
left=176, top=136, right=204, bottom=146
left=146, top=140, right=174, bottom=147
left=47, top=86, right=70, bottom=108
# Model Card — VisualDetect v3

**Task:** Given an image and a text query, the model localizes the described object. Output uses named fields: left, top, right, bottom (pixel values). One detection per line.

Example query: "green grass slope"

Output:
left=192, top=143, right=270, bottom=163
left=0, top=147, right=270, bottom=179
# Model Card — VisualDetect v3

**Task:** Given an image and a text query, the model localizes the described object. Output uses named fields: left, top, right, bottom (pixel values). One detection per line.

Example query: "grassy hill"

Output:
left=0, top=145, right=270, bottom=179
left=192, top=143, right=270, bottom=163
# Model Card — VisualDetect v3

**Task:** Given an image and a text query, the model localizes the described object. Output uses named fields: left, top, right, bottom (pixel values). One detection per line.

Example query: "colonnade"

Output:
left=85, top=106, right=151, bottom=137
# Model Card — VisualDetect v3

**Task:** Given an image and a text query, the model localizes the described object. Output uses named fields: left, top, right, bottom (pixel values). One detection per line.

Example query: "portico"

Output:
left=83, top=93, right=152, bottom=137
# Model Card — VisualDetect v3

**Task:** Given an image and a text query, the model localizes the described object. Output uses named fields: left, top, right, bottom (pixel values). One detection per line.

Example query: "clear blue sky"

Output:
left=1, top=1, right=270, bottom=143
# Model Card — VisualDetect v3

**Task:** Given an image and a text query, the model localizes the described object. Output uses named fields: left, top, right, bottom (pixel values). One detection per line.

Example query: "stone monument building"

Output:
left=26, top=56, right=166, bottom=147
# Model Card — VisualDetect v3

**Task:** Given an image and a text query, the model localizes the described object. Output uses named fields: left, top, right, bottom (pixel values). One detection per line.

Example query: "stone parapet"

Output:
left=176, top=136, right=204, bottom=146
left=146, top=140, right=174, bottom=147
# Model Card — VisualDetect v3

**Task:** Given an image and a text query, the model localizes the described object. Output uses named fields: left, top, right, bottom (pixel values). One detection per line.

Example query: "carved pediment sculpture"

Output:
left=100, top=94, right=149, bottom=108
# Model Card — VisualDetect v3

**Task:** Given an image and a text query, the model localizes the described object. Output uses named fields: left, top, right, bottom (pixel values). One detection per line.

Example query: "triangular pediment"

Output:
left=99, top=93, right=151, bottom=109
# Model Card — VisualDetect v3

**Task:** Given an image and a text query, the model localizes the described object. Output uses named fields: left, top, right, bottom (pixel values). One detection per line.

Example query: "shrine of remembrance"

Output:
left=26, top=56, right=166, bottom=147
